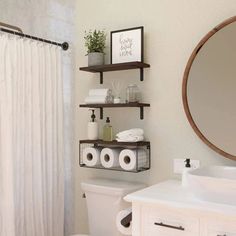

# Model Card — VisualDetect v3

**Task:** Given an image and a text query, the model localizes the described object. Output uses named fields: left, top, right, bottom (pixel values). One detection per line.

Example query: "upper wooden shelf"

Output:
left=80, top=61, right=150, bottom=72
left=79, top=61, right=150, bottom=84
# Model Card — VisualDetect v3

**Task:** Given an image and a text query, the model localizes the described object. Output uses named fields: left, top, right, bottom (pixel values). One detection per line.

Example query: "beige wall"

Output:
left=75, top=0, right=236, bottom=234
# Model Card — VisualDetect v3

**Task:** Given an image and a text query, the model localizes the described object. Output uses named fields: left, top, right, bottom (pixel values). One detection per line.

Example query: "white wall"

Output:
left=75, top=0, right=236, bottom=234
left=0, top=1, right=76, bottom=235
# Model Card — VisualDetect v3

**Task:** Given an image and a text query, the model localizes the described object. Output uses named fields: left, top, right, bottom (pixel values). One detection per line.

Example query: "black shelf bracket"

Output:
left=99, top=106, right=145, bottom=120
left=96, top=106, right=147, bottom=120
left=140, top=68, right=144, bottom=81
left=140, top=106, right=144, bottom=119
left=100, top=72, right=103, bottom=84
left=99, top=107, right=103, bottom=119
left=100, top=68, right=144, bottom=84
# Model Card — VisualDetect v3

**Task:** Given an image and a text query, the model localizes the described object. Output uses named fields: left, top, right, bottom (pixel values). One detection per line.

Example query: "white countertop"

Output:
left=124, top=180, right=236, bottom=216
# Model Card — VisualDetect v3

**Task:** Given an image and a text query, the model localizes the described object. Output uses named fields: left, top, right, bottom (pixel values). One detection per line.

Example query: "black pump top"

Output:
left=185, top=158, right=191, bottom=168
left=91, top=109, right=96, bottom=122
left=106, top=117, right=110, bottom=123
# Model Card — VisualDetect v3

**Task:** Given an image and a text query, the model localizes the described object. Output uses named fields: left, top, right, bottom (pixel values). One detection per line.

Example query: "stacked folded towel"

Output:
left=85, top=89, right=113, bottom=104
left=116, top=128, right=144, bottom=142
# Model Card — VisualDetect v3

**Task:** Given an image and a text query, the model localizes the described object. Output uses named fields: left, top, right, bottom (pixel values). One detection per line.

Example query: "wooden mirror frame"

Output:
left=182, top=16, right=236, bottom=161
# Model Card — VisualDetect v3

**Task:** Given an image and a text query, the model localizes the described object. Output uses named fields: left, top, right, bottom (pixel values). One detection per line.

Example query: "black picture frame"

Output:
left=110, top=26, right=144, bottom=64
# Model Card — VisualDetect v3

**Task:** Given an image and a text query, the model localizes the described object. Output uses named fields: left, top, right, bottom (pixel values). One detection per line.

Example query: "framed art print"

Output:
left=110, top=26, right=144, bottom=64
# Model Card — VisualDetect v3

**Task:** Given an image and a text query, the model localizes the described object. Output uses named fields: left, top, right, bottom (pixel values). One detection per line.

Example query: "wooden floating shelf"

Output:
left=79, top=61, right=150, bottom=84
left=79, top=102, right=150, bottom=119
left=79, top=139, right=150, bottom=173
left=78, top=164, right=150, bottom=173
left=79, top=102, right=150, bottom=108
left=80, top=61, right=150, bottom=72
left=79, top=139, right=150, bottom=147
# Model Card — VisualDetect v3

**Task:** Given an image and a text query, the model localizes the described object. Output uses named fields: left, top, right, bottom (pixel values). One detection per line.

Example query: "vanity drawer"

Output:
left=206, top=220, right=236, bottom=236
left=141, top=207, right=199, bottom=236
left=208, top=231, right=236, bottom=236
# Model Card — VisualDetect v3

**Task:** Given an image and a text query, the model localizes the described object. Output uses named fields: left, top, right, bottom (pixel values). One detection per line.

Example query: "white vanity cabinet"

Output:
left=203, top=219, right=236, bottom=236
left=140, top=205, right=199, bottom=236
left=124, top=180, right=236, bottom=236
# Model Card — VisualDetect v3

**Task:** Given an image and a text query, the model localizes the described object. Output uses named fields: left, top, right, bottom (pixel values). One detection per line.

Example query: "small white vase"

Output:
left=114, top=97, right=121, bottom=104
left=88, top=52, right=104, bottom=66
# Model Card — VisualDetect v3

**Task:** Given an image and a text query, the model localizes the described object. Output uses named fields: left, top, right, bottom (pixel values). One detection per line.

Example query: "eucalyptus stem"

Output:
left=84, top=30, right=106, bottom=54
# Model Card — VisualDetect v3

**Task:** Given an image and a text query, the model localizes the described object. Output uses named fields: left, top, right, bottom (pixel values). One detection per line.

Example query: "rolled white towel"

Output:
left=85, top=95, right=113, bottom=104
left=116, top=135, right=144, bottom=142
left=85, top=96, right=107, bottom=104
left=89, top=88, right=112, bottom=97
left=116, top=128, right=144, bottom=138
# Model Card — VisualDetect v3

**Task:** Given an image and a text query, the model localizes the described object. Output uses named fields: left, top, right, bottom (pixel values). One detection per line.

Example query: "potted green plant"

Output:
left=84, top=29, right=106, bottom=66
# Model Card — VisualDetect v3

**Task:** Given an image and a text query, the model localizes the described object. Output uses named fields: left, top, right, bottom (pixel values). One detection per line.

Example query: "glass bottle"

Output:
left=103, top=117, right=113, bottom=141
left=126, top=84, right=141, bottom=103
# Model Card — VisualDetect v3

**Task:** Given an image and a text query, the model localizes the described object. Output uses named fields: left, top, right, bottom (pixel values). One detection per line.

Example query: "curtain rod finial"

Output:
left=62, top=42, right=69, bottom=50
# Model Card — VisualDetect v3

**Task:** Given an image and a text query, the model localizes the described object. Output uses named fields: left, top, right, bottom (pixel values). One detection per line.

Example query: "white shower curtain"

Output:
left=0, top=33, right=64, bottom=236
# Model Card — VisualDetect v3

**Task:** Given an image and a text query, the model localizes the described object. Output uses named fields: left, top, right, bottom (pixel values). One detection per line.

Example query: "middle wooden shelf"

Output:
left=79, top=102, right=150, bottom=119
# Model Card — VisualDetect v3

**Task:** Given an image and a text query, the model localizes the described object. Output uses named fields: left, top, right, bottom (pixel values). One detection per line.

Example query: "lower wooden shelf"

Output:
left=79, top=140, right=151, bottom=173
left=79, top=139, right=150, bottom=146
left=79, top=164, right=150, bottom=173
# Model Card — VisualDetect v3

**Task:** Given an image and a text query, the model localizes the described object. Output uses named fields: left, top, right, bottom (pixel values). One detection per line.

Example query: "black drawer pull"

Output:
left=154, top=222, right=185, bottom=231
left=217, top=235, right=227, bottom=236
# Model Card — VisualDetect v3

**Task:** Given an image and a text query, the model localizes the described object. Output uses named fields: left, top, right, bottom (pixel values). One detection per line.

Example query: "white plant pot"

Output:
left=88, top=52, right=104, bottom=66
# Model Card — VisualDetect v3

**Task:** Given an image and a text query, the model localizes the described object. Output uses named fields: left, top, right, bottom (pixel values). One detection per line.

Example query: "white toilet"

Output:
left=79, top=178, right=145, bottom=236
left=71, top=235, right=88, bottom=236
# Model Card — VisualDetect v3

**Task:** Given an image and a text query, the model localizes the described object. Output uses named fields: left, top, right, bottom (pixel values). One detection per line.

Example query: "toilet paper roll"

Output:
left=116, top=208, right=132, bottom=235
left=82, top=147, right=101, bottom=167
left=119, top=149, right=147, bottom=171
left=100, top=148, right=120, bottom=168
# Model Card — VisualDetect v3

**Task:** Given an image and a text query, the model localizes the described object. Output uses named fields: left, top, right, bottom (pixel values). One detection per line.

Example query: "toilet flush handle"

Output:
left=121, top=212, right=132, bottom=228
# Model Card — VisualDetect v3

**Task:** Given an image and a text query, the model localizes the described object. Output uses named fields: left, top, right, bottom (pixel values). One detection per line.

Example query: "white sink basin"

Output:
left=186, top=166, right=236, bottom=205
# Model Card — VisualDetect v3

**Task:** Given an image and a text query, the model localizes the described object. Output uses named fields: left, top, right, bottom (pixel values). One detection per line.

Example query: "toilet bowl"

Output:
left=81, top=178, right=145, bottom=236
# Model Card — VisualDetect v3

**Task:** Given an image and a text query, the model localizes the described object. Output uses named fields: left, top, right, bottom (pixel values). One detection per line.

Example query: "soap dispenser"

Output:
left=103, top=117, right=113, bottom=141
left=182, top=158, right=192, bottom=187
left=87, top=109, right=98, bottom=140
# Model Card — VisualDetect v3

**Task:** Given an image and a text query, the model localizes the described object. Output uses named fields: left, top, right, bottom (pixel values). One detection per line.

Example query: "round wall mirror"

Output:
left=182, top=16, right=236, bottom=161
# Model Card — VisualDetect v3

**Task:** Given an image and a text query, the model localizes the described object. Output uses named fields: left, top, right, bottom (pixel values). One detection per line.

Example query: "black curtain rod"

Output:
left=0, top=28, right=69, bottom=51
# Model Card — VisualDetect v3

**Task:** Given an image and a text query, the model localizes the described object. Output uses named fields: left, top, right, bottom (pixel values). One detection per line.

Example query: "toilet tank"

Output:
left=81, top=179, right=145, bottom=236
